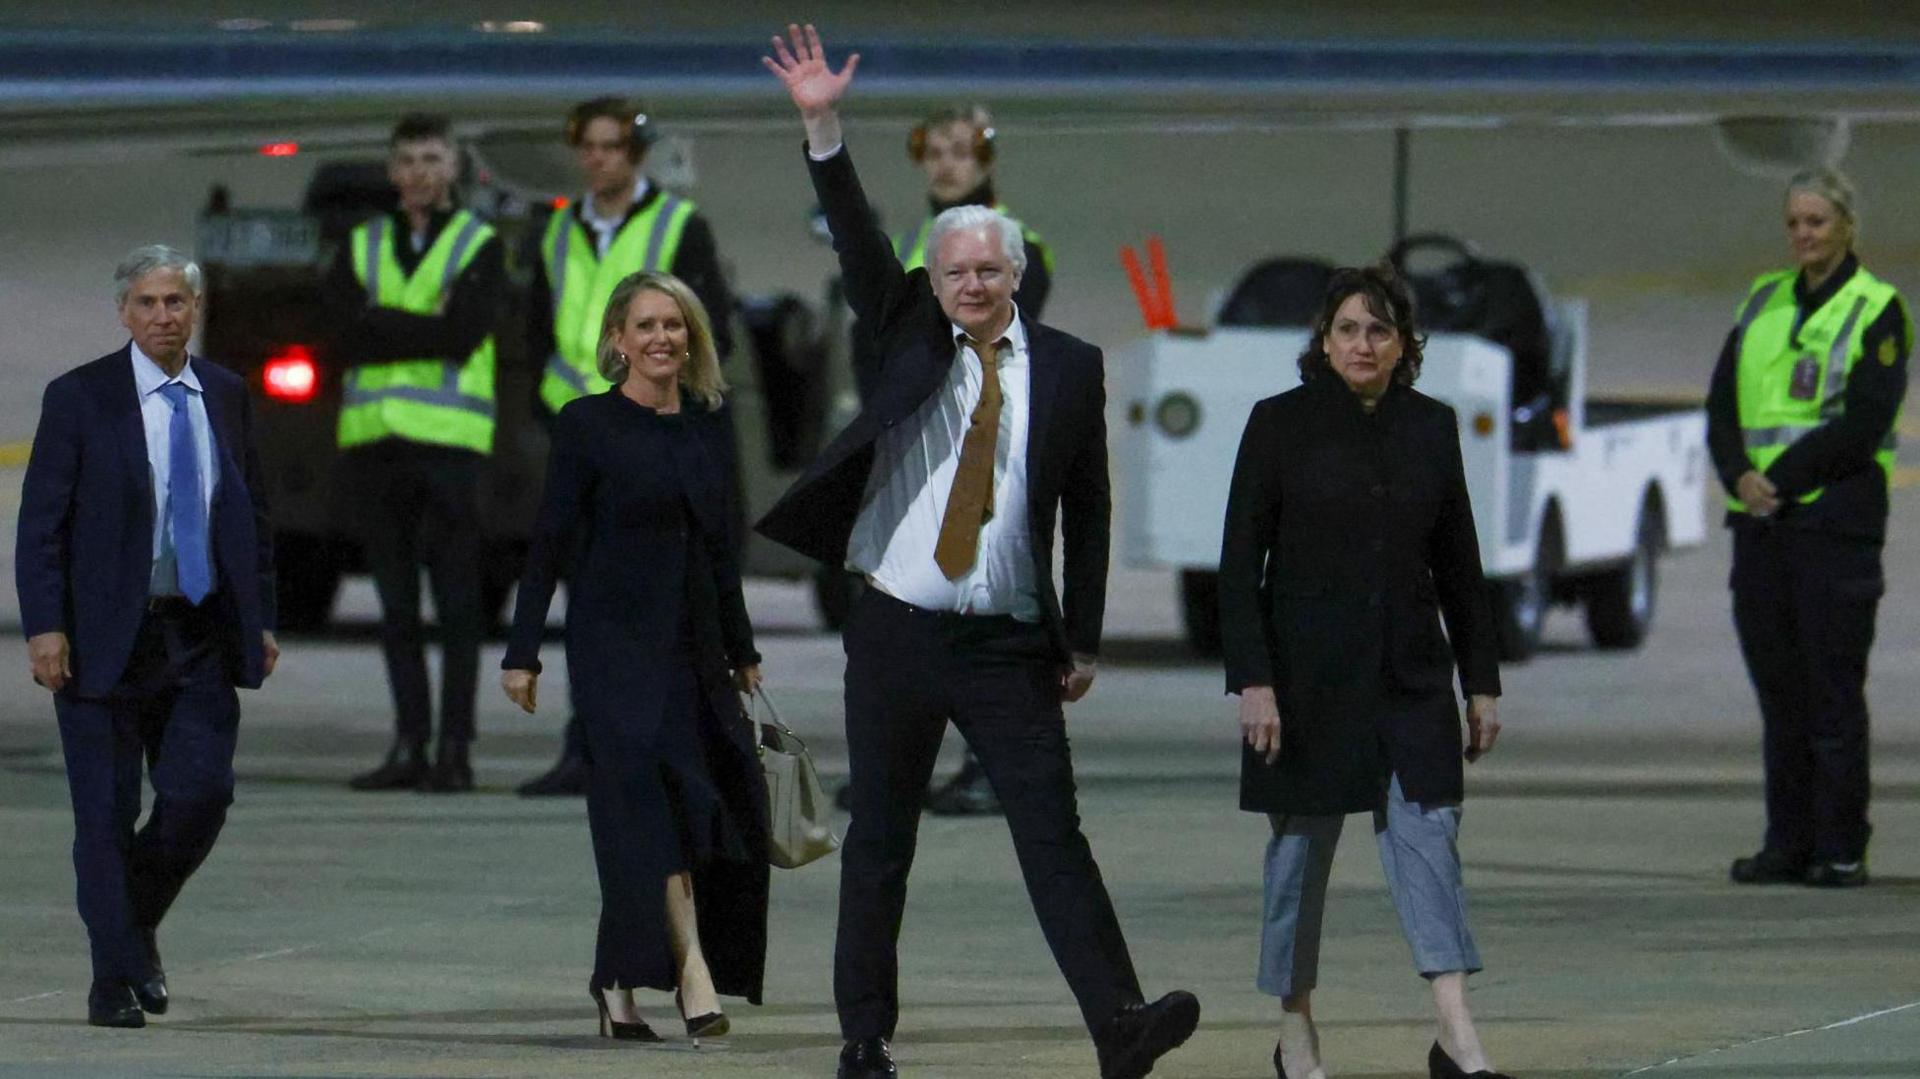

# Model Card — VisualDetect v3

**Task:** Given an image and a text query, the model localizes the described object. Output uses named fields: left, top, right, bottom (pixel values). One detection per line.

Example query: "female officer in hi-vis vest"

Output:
left=1706, top=167, right=1911, bottom=888
left=325, top=112, right=504, bottom=795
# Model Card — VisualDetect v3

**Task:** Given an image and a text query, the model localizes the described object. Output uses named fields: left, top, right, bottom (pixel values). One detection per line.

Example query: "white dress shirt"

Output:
left=581, top=178, right=652, bottom=257
left=131, top=342, right=218, bottom=596
left=848, top=313, right=1040, bottom=620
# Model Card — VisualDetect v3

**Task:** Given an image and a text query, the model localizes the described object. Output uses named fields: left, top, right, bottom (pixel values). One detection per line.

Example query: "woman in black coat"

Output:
left=501, top=271, right=769, bottom=1043
left=1219, top=265, right=1510, bottom=1079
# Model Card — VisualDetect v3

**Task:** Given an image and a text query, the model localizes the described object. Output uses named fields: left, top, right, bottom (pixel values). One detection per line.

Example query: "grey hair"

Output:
left=926, top=205, right=1026, bottom=278
left=1787, top=167, right=1859, bottom=229
left=115, top=245, right=203, bottom=305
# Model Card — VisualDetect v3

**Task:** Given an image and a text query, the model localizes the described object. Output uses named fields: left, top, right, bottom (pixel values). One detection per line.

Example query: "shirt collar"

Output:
left=129, top=340, right=204, bottom=397
left=581, top=177, right=651, bottom=231
left=952, top=303, right=1027, bottom=361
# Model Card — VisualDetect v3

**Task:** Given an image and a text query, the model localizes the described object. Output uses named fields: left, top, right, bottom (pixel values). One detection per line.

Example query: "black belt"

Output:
left=145, top=594, right=214, bottom=615
left=864, top=585, right=1031, bottom=631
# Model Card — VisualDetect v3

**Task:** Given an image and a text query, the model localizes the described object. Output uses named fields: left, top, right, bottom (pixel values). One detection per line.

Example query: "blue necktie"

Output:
left=157, top=382, right=211, bottom=604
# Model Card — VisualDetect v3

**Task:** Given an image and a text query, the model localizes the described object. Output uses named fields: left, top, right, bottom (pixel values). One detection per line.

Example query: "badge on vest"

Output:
left=1879, top=337, right=1898, bottom=367
left=1788, top=355, right=1820, bottom=400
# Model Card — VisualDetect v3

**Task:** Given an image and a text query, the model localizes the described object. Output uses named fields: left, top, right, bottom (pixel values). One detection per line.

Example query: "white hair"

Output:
left=926, top=205, right=1026, bottom=278
left=115, top=245, right=203, bottom=305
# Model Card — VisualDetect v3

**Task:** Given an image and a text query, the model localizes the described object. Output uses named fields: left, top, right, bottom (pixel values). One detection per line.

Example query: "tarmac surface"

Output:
left=3, top=490, right=1919, bottom=1078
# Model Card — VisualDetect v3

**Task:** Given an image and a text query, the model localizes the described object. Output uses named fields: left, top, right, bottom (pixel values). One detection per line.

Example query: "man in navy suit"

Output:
left=761, top=28, right=1198, bottom=1079
left=16, top=245, right=278, bottom=1028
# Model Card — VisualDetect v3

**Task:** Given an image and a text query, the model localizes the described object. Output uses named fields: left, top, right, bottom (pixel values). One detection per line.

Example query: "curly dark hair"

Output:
left=1296, top=261, right=1426, bottom=388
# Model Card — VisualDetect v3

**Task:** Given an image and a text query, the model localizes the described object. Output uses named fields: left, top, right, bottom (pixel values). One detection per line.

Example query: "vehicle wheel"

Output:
left=1496, top=514, right=1561, bottom=662
left=813, top=565, right=859, bottom=631
left=274, top=534, right=340, bottom=633
left=1585, top=505, right=1661, bottom=650
left=1180, top=569, right=1222, bottom=657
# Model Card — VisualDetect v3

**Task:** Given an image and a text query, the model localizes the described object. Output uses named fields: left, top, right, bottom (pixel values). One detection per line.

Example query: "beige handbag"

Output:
left=752, top=687, right=841, bottom=869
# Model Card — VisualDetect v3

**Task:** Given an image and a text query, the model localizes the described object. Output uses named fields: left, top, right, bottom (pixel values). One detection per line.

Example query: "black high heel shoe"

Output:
left=1429, top=1040, right=1513, bottom=1079
left=1273, top=1039, right=1289, bottom=1078
left=675, top=989, right=730, bottom=1040
left=592, top=988, right=661, bottom=1042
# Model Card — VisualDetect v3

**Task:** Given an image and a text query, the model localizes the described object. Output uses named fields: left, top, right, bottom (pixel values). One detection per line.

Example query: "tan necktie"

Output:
left=934, top=336, right=1005, bottom=580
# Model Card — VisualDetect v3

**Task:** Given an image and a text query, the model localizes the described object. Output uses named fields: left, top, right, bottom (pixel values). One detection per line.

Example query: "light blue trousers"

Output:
left=1257, top=774, right=1482, bottom=998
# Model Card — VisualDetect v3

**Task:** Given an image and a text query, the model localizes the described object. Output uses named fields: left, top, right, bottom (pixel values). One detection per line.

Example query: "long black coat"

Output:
left=1219, top=374, right=1501, bottom=815
left=755, top=145, right=1111, bottom=662
left=504, top=390, right=769, bottom=1002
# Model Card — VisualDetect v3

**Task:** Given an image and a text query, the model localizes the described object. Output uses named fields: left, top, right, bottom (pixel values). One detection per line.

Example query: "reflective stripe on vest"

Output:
left=1728, top=267, right=1903, bottom=511
left=340, top=210, right=498, bottom=453
left=540, top=193, right=695, bottom=412
left=894, top=203, right=1054, bottom=275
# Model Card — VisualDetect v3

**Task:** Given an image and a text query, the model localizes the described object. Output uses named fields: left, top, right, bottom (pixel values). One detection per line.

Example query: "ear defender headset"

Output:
left=907, top=105, right=997, bottom=166
left=565, top=97, right=655, bottom=164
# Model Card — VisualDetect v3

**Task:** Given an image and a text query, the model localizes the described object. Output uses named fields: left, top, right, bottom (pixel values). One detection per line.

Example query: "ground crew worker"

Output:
left=517, top=96, right=738, bottom=797
left=327, top=112, right=504, bottom=795
left=836, top=104, right=1056, bottom=817
left=1707, top=167, right=1910, bottom=888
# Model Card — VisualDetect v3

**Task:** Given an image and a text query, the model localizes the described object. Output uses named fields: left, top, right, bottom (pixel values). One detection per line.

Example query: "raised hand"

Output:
left=762, top=23, right=859, bottom=116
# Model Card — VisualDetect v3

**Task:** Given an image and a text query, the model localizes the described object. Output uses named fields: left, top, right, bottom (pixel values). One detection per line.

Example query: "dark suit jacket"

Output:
left=1218, top=375, right=1500, bottom=813
left=755, top=146, right=1110, bottom=662
left=17, top=346, right=276, bottom=699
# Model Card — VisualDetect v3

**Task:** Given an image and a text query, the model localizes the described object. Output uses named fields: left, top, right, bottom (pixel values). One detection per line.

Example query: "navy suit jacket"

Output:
left=755, top=147, right=1112, bottom=662
left=17, top=346, right=276, bottom=698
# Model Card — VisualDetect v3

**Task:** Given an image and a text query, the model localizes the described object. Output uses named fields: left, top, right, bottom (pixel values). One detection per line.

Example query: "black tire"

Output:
left=1180, top=569, right=1222, bottom=657
left=1586, top=504, right=1662, bottom=650
left=813, top=565, right=859, bottom=632
left=273, top=534, right=341, bottom=632
left=1496, top=512, right=1561, bottom=663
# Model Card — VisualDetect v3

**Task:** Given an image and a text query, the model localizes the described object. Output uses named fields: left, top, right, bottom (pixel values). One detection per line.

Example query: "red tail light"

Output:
left=262, top=345, right=318, bottom=403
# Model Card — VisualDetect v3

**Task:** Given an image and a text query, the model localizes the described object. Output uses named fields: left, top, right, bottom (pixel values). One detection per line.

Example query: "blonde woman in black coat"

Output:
left=1219, top=264, right=1511, bottom=1079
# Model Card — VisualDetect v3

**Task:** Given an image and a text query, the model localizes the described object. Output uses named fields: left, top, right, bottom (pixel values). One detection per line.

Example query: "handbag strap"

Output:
left=748, top=686, right=809, bottom=750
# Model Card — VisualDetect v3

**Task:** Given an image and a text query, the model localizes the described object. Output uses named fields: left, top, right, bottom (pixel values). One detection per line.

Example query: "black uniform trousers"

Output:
left=346, top=442, right=484, bottom=747
left=1730, top=520, right=1882, bottom=864
left=54, top=600, right=239, bottom=980
left=836, top=588, right=1143, bottom=1041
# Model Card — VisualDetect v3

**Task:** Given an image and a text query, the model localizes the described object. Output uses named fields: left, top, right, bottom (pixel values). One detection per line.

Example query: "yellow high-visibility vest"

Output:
left=1728, top=265, right=1907, bottom=511
left=338, top=210, right=497, bottom=454
left=538, top=193, right=696, bottom=413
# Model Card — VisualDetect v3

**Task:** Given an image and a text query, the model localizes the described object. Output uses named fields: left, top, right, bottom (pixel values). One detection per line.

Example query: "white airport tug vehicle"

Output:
left=1115, top=236, right=1708, bottom=660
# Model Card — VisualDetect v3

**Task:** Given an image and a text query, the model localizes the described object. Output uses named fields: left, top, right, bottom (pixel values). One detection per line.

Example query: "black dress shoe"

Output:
left=592, top=988, right=661, bottom=1042
left=837, top=1036, right=897, bottom=1078
left=516, top=751, right=588, bottom=797
left=1804, top=860, right=1868, bottom=888
left=133, top=929, right=167, bottom=1015
left=1099, top=990, right=1201, bottom=1079
left=1729, top=848, right=1807, bottom=884
left=87, top=980, right=145, bottom=1029
left=925, top=756, right=1002, bottom=817
left=1429, top=1039, right=1515, bottom=1079
left=419, top=740, right=474, bottom=794
left=348, top=742, right=428, bottom=791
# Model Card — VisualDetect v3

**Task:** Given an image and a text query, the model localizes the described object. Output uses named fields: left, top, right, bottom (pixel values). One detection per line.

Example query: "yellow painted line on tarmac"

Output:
left=0, top=440, right=29, bottom=467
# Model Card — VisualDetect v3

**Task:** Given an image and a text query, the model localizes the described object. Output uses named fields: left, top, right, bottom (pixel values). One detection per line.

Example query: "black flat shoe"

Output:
left=87, top=980, right=145, bottom=1029
left=1804, top=860, right=1868, bottom=888
left=925, top=757, right=1002, bottom=816
left=419, top=740, right=474, bottom=794
left=133, top=929, right=167, bottom=1015
left=516, top=751, right=588, bottom=797
left=349, top=742, right=427, bottom=791
left=592, top=989, right=661, bottom=1042
left=1429, top=1040, right=1514, bottom=1079
left=676, top=989, right=730, bottom=1040
left=1099, top=990, right=1201, bottom=1079
left=1729, top=848, right=1807, bottom=884
left=837, top=1036, right=897, bottom=1078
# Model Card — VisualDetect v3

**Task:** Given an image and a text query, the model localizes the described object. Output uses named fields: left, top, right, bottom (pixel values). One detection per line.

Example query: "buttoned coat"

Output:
left=1218, top=374, right=1501, bottom=814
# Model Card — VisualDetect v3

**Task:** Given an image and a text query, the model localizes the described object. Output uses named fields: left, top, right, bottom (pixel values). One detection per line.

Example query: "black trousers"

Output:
left=836, top=588, right=1142, bottom=1041
left=1731, top=521, right=1883, bottom=864
left=346, top=443, right=485, bottom=747
left=54, top=602, right=239, bottom=980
